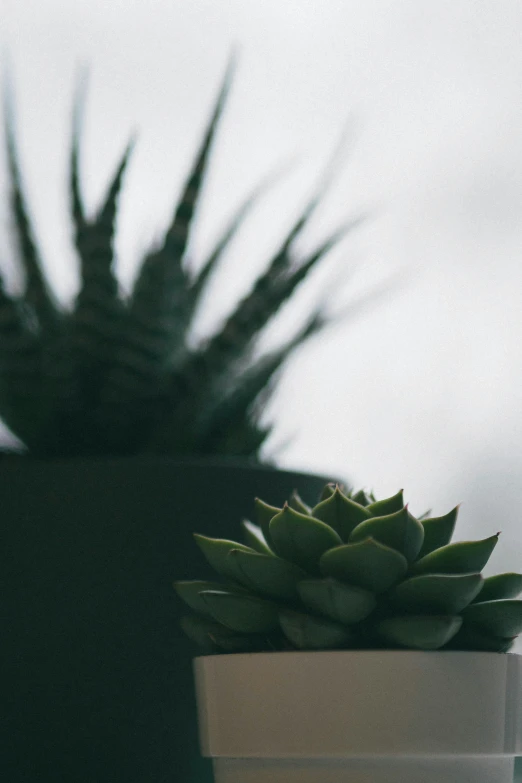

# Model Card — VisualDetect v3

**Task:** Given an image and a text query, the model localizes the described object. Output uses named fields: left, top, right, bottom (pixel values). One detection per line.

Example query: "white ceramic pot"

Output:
left=194, top=650, right=522, bottom=783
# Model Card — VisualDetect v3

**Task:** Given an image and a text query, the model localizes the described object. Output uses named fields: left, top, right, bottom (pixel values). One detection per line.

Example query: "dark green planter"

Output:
left=2, top=456, right=335, bottom=783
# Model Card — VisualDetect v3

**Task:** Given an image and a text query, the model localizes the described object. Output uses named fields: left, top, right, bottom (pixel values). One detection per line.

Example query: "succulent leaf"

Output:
left=269, top=504, right=343, bottom=574
left=377, top=615, right=462, bottom=650
left=319, top=483, right=337, bottom=501
left=461, top=599, right=522, bottom=638
left=298, top=578, right=376, bottom=624
left=471, top=572, right=522, bottom=603
left=279, top=609, right=354, bottom=650
left=445, top=623, right=515, bottom=653
left=254, top=498, right=282, bottom=547
left=312, top=486, right=371, bottom=541
left=351, top=489, right=373, bottom=506
left=174, top=579, right=243, bottom=617
left=200, top=589, right=279, bottom=633
left=179, top=615, right=222, bottom=653
left=289, top=489, right=312, bottom=516
left=411, top=534, right=499, bottom=576
left=349, top=506, right=424, bottom=563
left=319, top=537, right=408, bottom=593
left=193, top=534, right=256, bottom=580
left=241, top=519, right=273, bottom=554
left=366, top=489, right=404, bottom=517
left=180, top=614, right=257, bottom=653
left=227, top=548, right=306, bottom=600
left=417, top=507, right=459, bottom=558
left=388, top=573, right=483, bottom=614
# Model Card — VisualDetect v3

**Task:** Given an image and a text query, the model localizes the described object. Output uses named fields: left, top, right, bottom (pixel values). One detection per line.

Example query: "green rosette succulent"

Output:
left=175, top=483, right=522, bottom=653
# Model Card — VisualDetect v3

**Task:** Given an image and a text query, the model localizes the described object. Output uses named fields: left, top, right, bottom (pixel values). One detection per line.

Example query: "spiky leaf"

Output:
left=188, top=163, right=291, bottom=311
left=4, top=80, right=58, bottom=331
left=71, top=138, right=134, bottom=366
left=193, top=317, right=323, bottom=455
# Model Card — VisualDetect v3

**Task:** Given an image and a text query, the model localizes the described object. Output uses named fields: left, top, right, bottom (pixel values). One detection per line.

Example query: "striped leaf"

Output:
left=188, top=162, right=292, bottom=315
left=93, top=62, right=234, bottom=452
left=71, top=137, right=134, bottom=377
left=3, top=80, right=58, bottom=333
left=189, top=312, right=325, bottom=455
left=126, top=58, right=234, bottom=368
left=69, top=69, right=88, bottom=230
left=155, top=148, right=356, bottom=444
left=0, top=275, right=46, bottom=447
left=190, top=220, right=353, bottom=390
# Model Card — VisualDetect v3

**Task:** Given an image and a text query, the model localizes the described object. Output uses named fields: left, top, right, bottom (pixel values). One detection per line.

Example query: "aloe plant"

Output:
left=0, top=60, right=357, bottom=458
left=175, top=482, right=522, bottom=652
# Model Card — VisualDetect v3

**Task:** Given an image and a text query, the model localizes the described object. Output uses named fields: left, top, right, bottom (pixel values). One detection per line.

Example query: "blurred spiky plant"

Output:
left=0, top=60, right=360, bottom=459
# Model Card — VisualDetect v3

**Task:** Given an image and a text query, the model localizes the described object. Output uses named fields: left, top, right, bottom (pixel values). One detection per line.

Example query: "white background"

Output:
left=2, top=0, right=522, bottom=577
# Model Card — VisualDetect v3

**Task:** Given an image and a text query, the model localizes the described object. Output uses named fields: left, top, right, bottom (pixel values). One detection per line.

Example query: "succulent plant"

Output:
left=175, top=482, right=522, bottom=653
left=0, top=60, right=357, bottom=458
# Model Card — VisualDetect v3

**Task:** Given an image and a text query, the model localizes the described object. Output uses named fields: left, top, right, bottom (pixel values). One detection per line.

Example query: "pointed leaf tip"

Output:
left=312, top=487, right=370, bottom=542
left=269, top=505, right=342, bottom=574
left=349, top=505, right=424, bottom=563
left=412, top=534, right=499, bottom=576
